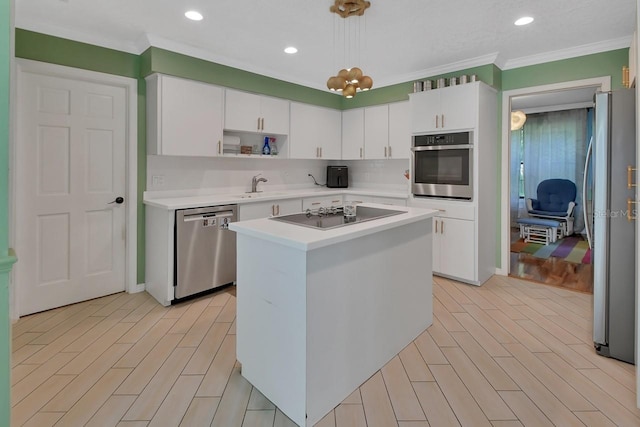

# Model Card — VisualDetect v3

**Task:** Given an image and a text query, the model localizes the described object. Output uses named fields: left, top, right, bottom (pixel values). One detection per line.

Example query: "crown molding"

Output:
left=372, top=52, right=500, bottom=88
left=15, top=20, right=140, bottom=54
left=502, top=36, right=632, bottom=70
left=143, top=34, right=328, bottom=91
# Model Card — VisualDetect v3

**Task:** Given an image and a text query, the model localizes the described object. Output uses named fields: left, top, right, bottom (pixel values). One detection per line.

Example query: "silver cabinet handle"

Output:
left=441, top=219, right=445, bottom=233
left=384, top=146, right=387, bottom=157
left=257, top=117, right=261, bottom=131
left=261, top=117, right=265, bottom=131
left=332, top=200, right=340, bottom=203
left=435, top=115, right=439, bottom=128
left=435, top=220, right=438, bottom=233
left=218, top=140, right=221, bottom=154
left=312, top=202, right=321, bottom=205
left=316, top=147, right=320, bottom=158
left=320, top=147, right=323, bottom=158
left=360, top=147, right=363, bottom=158
left=442, top=114, right=445, bottom=128
left=388, top=146, right=392, bottom=158
left=276, top=204, right=280, bottom=216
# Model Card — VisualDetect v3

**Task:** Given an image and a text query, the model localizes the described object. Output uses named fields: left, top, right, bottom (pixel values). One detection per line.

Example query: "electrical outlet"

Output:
left=152, top=175, right=165, bottom=186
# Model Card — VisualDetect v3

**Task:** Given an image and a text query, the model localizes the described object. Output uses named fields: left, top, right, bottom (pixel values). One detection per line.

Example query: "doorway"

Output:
left=500, top=77, right=611, bottom=291
left=12, top=60, right=138, bottom=316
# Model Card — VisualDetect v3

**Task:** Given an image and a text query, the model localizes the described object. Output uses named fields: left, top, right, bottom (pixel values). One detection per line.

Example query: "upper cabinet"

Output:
left=364, top=105, right=389, bottom=160
left=290, top=102, right=341, bottom=160
left=388, top=101, right=411, bottom=159
left=341, top=108, right=364, bottom=160
left=410, top=83, right=479, bottom=133
left=224, top=89, right=290, bottom=135
left=341, top=102, right=409, bottom=160
left=147, top=74, right=224, bottom=157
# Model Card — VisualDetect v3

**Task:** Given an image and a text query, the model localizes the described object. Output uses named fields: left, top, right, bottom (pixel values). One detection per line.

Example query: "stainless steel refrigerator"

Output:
left=584, top=89, right=636, bottom=364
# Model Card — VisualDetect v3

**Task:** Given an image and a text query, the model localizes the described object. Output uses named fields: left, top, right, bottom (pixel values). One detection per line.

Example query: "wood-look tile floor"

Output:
left=11, top=275, right=638, bottom=427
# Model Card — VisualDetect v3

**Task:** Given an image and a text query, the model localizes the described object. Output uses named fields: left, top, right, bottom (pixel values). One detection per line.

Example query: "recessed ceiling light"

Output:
left=284, top=46, right=298, bottom=54
left=185, top=10, right=203, bottom=21
left=514, top=16, right=534, bottom=26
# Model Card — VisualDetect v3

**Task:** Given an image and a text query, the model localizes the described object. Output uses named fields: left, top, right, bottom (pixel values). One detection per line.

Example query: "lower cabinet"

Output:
left=302, top=195, right=343, bottom=211
left=343, top=195, right=407, bottom=206
left=432, top=217, right=475, bottom=282
left=239, top=199, right=302, bottom=221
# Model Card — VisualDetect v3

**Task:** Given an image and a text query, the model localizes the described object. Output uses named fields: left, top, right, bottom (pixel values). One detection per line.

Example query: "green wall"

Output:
left=1, top=0, right=16, bottom=424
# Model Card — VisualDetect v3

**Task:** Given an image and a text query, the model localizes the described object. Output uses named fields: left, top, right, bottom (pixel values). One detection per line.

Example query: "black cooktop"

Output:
left=268, top=206, right=404, bottom=230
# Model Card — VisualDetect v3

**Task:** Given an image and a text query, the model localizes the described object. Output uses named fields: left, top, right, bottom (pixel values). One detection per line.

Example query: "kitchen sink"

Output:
left=269, top=206, right=404, bottom=230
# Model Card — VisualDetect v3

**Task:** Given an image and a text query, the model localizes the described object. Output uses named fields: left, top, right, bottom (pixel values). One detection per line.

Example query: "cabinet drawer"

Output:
left=410, top=198, right=474, bottom=220
left=302, top=195, right=343, bottom=211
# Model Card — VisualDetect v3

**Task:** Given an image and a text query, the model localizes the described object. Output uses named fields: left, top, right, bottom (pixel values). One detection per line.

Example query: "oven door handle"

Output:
left=411, top=145, right=473, bottom=151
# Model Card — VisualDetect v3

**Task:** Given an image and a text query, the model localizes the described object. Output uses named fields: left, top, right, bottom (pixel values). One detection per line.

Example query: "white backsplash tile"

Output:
left=147, top=156, right=411, bottom=196
left=147, top=155, right=331, bottom=194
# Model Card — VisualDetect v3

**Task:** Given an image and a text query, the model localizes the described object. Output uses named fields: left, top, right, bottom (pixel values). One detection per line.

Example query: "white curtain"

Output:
left=522, top=109, right=588, bottom=233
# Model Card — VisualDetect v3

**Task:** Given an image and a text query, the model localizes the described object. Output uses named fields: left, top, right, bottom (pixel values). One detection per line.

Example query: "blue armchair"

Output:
left=526, top=179, right=577, bottom=236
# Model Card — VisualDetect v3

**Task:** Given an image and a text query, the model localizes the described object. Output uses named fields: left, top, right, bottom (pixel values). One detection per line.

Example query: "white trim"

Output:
left=12, top=59, right=139, bottom=302
left=500, top=76, right=611, bottom=278
left=502, top=36, right=632, bottom=70
left=374, top=53, right=500, bottom=89
left=15, top=19, right=140, bottom=54
left=8, top=0, right=17, bottom=321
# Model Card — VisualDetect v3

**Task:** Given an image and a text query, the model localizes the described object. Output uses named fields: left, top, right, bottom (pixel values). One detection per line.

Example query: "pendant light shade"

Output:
left=327, top=1, right=373, bottom=98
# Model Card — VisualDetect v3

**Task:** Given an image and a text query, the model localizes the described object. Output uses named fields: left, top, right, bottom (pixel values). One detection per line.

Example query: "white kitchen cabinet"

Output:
left=343, top=194, right=407, bottom=206
left=388, top=101, right=410, bottom=159
left=224, top=89, right=290, bottom=135
left=433, top=216, right=475, bottom=282
left=147, top=74, right=224, bottom=156
left=341, top=108, right=364, bottom=160
left=302, top=195, right=343, bottom=211
left=290, top=102, right=342, bottom=159
left=410, top=83, right=478, bottom=133
left=239, top=199, right=302, bottom=221
left=364, top=105, right=389, bottom=160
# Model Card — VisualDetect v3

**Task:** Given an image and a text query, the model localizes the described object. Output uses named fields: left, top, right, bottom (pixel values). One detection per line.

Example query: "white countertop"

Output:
left=144, top=188, right=409, bottom=210
left=229, top=203, right=437, bottom=251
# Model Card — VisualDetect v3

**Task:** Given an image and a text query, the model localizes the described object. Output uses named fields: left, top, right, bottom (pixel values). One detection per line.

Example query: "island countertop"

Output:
left=228, top=203, right=437, bottom=251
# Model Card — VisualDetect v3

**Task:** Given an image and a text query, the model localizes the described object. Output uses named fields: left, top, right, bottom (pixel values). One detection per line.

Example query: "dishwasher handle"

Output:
left=183, top=211, right=235, bottom=222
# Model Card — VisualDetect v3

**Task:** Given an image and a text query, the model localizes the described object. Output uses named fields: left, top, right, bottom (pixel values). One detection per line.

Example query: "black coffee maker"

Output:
left=326, top=166, right=348, bottom=188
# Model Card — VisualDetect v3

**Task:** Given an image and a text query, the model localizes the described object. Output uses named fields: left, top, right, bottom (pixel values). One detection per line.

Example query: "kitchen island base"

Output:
left=235, top=216, right=433, bottom=426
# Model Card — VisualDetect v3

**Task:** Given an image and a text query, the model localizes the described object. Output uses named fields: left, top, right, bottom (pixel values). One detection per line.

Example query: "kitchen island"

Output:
left=229, top=204, right=436, bottom=426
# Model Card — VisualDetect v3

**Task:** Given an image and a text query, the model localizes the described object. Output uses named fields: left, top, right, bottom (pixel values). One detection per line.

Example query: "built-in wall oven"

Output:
left=411, top=131, right=473, bottom=200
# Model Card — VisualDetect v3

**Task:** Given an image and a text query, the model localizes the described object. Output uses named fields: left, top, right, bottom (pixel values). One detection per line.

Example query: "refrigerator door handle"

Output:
left=583, top=136, right=593, bottom=249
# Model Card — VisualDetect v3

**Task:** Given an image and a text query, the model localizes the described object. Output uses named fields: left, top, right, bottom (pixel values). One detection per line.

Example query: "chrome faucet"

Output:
left=251, top=174, right=268, bottom=193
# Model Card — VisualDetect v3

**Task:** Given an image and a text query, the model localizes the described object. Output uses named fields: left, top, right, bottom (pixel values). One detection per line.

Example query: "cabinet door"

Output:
left=439, top=84, right=478, bottom=131
left=342, top=108, right=364, bottom=160
left=439, top=217, right=475, bottom=281
left=276, top=199, right=303, bottom=216
left=410, top=90, right=441, bottom=133
left=388, top=101, right=410, bottom=159
left=260, top=96, right=290, bottom=135
left=290, top=103, right=341, bottom=159
left=319, top=108, right=342, bottom=159
left=364, top=105, right=389, bottom=160
left=155, top=75, right=224, bottom=156
left=224, top=89, right=261, bottom=132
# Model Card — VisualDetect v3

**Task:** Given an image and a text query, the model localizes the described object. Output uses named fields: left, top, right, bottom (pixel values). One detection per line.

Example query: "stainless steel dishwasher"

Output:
left=175, top=205, right=237, bottom=299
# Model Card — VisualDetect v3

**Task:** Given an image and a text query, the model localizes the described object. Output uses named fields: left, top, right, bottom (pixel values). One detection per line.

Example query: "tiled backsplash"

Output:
left=146, top=156, right=411, bottom=195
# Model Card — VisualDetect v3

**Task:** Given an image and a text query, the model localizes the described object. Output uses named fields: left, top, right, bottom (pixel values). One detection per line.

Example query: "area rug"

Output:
left=511, top=235, right=591, bottom=264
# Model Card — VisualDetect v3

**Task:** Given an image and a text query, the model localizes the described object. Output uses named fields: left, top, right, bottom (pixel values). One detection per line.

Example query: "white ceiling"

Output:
left=15, top=0, right=636, bottom=91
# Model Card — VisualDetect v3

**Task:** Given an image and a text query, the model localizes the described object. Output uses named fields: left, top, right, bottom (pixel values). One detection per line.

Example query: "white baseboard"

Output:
left=495, top=267, right=508, bottom=276
left=128, top=282, right=146, bottom=294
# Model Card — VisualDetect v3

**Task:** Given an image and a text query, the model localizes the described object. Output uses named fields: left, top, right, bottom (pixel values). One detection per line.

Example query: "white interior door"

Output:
left=16, top=71, right=127, bottom=316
